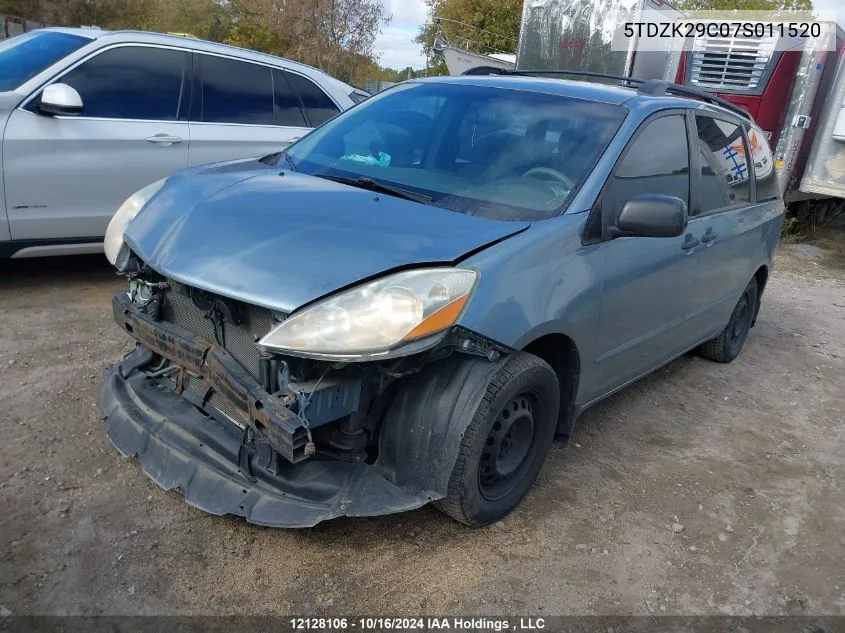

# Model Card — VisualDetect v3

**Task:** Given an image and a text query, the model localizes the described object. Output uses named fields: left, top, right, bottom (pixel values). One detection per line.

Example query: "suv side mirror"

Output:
left=614, top=194, right=687, bottom=238
left=37, top=83, right=83, bottom=117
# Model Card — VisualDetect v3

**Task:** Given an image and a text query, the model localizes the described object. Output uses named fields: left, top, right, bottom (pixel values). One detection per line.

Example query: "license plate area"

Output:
left=113, top=294, right=310, bottom=463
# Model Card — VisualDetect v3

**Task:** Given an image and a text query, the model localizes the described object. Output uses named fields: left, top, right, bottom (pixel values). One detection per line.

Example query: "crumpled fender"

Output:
left=375, top=354, right=506, bottom=501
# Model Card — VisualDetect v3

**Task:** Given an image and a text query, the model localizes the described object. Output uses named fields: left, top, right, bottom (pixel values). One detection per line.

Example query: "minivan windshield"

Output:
left=0, top=31, right=91, bottom=92
left=285, top=81, right=627, bottom=221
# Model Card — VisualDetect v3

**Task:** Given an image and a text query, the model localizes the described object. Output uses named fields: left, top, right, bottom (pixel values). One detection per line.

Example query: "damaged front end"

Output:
left=100, top=268, right=510, bottom=527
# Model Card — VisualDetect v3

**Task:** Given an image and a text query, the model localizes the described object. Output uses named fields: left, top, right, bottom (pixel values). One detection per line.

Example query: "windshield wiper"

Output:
left=282, top=151, right=297, bottom=171
left=316, top=174, right=432, bottom=204
left=262, top=150, right=297, bottom=171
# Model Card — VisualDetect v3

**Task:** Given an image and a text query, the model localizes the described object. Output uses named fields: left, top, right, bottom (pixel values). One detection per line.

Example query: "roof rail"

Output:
left=462, top=66, right=516, bottom=76
left=637, top=79, right=752, bottom=121
left=463, top=66, right=645, bottom=88
left=461, top=67, right=753, bottom=122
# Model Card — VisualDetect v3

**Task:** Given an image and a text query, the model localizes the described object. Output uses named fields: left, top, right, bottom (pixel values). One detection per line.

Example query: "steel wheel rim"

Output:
left=479, top=392, right=538, bottom=501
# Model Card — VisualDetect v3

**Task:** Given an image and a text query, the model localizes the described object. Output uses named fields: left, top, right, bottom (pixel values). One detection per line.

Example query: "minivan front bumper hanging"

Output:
left=100, top=351, right=432, bottom=527
left=110, top=293, right=311, bottom=463
left=101, top=294, right=436, bottom=527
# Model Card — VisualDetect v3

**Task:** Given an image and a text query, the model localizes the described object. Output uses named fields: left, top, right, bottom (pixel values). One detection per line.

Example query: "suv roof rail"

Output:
left=461, top=67, right=753, bottom=122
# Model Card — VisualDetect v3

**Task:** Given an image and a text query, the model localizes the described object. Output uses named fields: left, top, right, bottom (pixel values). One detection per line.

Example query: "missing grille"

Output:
left=160, top=284, right=278, bottom=381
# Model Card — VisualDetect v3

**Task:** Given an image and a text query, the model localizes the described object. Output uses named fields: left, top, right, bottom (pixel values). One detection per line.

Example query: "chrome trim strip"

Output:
left=10, top=242, right=104, bottom=258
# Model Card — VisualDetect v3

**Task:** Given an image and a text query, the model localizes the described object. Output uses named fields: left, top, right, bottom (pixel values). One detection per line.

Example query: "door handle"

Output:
left=146, top=134, right=183, bottom=146
left=681, top=235, right=700, bottom=251
left=701, top=230, right=718, bottom=243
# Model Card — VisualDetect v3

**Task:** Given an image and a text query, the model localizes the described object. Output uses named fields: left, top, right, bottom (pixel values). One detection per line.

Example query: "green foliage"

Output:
left=416, top=0, right=522, bottom=71
left=3, top=0, right=230, bottom=36
left=4, top=0, right=390, bottom=85
left=376, top=67, right=430, bottom=82
left=224, top=0, right=390, bottom=84
left=152, top=0, right=232, bottom=41
left=781, top=216, right=804, bottom=243
left=676, top=0, right=812, bottom=10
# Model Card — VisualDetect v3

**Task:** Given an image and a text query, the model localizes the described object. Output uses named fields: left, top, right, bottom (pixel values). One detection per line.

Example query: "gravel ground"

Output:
left=0, top=248, right=843, bottom=616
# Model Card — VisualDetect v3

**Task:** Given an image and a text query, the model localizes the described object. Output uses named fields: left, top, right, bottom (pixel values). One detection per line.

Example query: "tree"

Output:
left=4, top=0, right=231, bottom=36
left=6, top=0, right=389, bottom=85
left=677, top=0, right=811, bottom=8
left=0, top=0, right=43, bottom=20
left=226, top=0, right=389, bottom=84
left=225, top=0, right=291, bottom=56
left=416, top=0, right=522, bottom=74
left=149, top=0, right=232, bottom=41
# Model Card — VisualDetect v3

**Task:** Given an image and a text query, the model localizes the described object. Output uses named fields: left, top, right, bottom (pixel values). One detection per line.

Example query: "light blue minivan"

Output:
left=99, top=72, right=784, bottom=528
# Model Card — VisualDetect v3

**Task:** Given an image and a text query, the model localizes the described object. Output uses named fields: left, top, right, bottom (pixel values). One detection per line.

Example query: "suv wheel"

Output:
left=434, top=352, right=559, bottom=526
left=698, top=278, right=758, bottom=363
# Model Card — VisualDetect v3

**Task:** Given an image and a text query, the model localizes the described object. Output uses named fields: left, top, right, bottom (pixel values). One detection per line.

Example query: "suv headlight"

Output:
left=104, top=178, right=167, bottom=266
left=259, top=268, right=478, bottom=359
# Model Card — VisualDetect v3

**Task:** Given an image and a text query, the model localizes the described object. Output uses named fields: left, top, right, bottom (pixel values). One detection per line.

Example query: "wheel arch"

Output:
left=520, top=332, right=581, bottom=441
left=751, top=264, right=769, bottom=327
left=375, top=354, right=509, bottom=501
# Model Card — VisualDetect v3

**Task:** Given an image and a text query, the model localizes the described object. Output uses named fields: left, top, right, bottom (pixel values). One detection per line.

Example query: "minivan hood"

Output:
left=125, top=162, right=529, bottom=314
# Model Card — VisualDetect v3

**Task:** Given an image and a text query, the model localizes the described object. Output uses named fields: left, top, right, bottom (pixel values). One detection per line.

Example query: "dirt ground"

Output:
left=1, top=247, right=844, bottom=617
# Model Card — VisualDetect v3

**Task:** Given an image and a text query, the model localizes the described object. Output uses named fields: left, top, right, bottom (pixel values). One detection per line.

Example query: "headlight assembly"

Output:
left=104, top=178, right=167, bottom=266
left=259, top=268, right=478, bottom=359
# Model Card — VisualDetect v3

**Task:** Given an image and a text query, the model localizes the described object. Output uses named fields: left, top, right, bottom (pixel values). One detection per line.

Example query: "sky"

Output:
left=373, top=0, right=844, bottom=71
left=814, top=0, right=844, bottom=26
left=375, top=0, right=429, bottom=70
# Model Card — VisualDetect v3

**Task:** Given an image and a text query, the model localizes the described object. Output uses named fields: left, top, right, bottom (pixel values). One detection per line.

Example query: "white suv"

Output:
left=0, top=28, right=356, bottom=258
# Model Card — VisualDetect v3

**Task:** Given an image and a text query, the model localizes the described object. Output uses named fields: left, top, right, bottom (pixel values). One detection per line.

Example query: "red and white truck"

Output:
left=514, top=0, right=845, bottom=223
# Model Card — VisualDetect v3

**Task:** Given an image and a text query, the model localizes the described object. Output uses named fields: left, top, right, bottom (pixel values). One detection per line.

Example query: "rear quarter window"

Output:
left=285, top=71, right=340, bottom=126
left=694, top=115, right=751, bottom=213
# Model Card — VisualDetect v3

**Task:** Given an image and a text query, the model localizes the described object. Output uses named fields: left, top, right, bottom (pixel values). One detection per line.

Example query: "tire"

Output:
left=434, top=352, right=560, bottom=527
left=698, top=277, right=758, bottom=363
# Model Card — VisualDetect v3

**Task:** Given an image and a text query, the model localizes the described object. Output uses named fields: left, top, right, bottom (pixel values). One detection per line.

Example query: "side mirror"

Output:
left=614, top=194, right=687, bottom=238
left=37, top=83, right=83, bottom=117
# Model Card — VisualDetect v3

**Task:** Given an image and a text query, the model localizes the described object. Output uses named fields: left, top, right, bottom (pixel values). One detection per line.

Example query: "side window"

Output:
left=57, top=46, right=184, bottom=120
left=747, top=125, right=779, bottom=202
left=694, top=115, right=751, bottom=213
left=198, top=55, right=274, bottom=125
left=604, top=114, right=690, bottom=224
left=284, top=71, right=340, bottom=126
left=272, top=70, right=308, bottom=127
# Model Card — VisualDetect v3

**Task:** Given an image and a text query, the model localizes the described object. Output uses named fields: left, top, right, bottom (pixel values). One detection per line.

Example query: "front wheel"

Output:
left=434, top=352, right=560, bottom=526
left=698, top=278, right=758, bottom=363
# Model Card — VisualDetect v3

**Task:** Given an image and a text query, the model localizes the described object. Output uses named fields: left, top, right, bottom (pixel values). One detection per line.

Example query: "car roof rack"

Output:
left=461, top=67, right=752, bottom=122
left=637, top=78, right=752, bottom=121
left=463, top=66, right=644, bottom=87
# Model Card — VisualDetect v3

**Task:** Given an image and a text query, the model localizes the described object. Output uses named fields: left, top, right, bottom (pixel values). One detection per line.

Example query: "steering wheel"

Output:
left=522, top=167, right=574, bottom=189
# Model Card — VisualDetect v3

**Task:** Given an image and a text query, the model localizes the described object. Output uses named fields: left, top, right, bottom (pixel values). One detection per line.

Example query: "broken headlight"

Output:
left=258, top=268, right=478, bottom=359
left=104, top=178, right=167, bottom=267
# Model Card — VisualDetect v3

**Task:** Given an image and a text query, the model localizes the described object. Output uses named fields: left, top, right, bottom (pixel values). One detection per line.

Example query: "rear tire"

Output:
left=698, top=278, right=758, bottom=363
left=434, top=352, right=559, bottom=527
